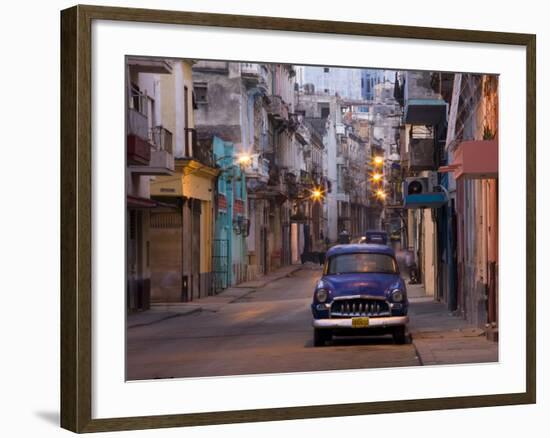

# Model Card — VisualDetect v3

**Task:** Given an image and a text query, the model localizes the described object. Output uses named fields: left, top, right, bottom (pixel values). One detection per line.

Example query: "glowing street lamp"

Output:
left=373, top=156, right=384, bottom=166
left=236, top=153, right=253, bottom=168
left=371, top=172, right=383, bottom=182
left=375, top=189, right=387, bottom=200
left=310, top=187, right=324, bottom=202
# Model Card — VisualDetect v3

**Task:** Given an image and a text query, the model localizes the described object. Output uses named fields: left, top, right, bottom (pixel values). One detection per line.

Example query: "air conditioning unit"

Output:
left=405, top=177, right=431, bottom=196
left=403, top=175, right=447, bottom=209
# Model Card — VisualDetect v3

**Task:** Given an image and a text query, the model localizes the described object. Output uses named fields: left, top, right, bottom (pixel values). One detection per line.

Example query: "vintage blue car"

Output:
left=311, top=244, right=408, bottom=346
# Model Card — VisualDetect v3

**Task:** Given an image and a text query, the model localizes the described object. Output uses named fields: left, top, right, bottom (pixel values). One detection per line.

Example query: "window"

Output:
left=327, top=253, right=398, bottom=275
left=337, top=164, right=345, bottom=193
left=193, top=82, right=208, bottom=104
left=324, top=67, right=330, bottom=73
left=130, top=83, right=147, bottom=116
left=321, top=107, right=330, bottom=119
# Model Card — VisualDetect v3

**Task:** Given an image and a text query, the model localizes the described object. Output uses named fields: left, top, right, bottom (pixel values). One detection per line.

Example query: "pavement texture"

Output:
left=407, top=284, right=498, bottom=366
left=127, top=264, right=301, bottom=329
left=126, top=265, right=498, bottom=380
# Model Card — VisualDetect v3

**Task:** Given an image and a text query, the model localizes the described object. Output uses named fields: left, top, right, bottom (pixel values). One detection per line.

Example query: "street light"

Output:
left=310, top=187, right=324, bottom=202
left=371, top=172, right=383, bottom=182
left=235, top=152, right=253, bottom=168
left=183, top=152, right=256, bottom=181
left=373, top=156, right=384, bottom=166
left=375, top=189, right=387, bottom=200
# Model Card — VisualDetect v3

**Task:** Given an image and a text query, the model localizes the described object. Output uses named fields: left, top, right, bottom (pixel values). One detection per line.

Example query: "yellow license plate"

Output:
left=352, top=317, right=370, bottom=328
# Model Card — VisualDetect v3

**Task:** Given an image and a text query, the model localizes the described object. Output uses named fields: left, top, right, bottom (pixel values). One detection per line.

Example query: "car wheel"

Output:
left=393, top=326, right=407, bottom=344
left=313, top=329, right=332, bottom=347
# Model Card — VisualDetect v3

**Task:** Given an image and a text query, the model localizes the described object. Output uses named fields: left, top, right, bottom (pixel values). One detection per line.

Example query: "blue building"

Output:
left=212, top=136, right=249, bottom=291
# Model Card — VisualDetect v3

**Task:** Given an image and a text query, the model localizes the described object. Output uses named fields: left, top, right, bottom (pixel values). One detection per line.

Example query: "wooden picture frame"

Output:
left=60, top=4, right=536, bottom=433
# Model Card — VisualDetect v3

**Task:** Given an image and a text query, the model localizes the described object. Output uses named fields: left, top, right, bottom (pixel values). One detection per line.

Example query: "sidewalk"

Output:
left=407, top=283, right=498, bottom=365
left=127, top=264, right=302, bottom=329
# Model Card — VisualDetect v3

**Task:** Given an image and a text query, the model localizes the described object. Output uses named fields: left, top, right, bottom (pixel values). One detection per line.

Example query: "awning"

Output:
left=127, top=195, right=177, bottom=209
left=127, top=195, right=157, bottom=208
left=403, top=192, right=447, bottom=209
left=404, top=98, right=447, bottom=125
left=439, top=140, right=498, bottom=180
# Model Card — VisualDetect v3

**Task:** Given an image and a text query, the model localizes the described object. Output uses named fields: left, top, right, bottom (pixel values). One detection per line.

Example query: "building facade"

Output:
left=148, top=59, right=218, bottom=302
left=212, top=136, right=248, bottom=291
left=398, top=70, right=499, bottom=338
left=126, top=57, right=175, bottom=311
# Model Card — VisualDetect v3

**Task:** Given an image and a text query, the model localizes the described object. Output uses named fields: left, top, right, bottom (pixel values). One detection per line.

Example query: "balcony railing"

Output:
left=127, top=101, right=151, bottom=165
left=127, top=107, right=149, bottom=141
left=127, top=118, right=174, bottom=174
left=241, top=63, right=268, bottom=87
left=268, top=95, right=289, bottom=124
left=245, top=156, right=270, bottom=181
left=150, top=126, right=173, bottom=154
left=187, top=128, right=214, bottom=167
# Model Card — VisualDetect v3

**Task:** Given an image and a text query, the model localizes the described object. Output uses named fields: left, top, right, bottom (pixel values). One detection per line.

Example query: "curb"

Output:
left=233, top=266, right=303, bottom=289
left=409, top=333, right=425, bottom=366
left=127, top=266, right=304, bottom=329
left=127, top=307, right=202, bottom=329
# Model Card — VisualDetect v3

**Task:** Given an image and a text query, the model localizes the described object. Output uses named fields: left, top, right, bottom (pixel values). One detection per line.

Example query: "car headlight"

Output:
left=391, top=289, right=404, bottom=303
left=315, top=288, right=329, bottom=303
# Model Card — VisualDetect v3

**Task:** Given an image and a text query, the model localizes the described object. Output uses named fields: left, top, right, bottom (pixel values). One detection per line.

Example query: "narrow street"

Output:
left=127, top=265, right=497, bottom=380
left=127, top=266, right=420, bottom=380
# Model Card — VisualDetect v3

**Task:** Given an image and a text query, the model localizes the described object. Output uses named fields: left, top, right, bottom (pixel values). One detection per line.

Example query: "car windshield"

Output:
left=327, top=253, right=398, bottom=275
left=365, top=233, right=387, bottom=244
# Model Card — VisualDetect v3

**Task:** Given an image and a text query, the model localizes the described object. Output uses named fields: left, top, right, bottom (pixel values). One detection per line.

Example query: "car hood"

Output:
left=322, top=273, right=402, bottom=298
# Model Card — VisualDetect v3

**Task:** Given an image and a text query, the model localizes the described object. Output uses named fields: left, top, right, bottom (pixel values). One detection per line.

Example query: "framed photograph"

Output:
left=60, top=4, right=536, bottom=433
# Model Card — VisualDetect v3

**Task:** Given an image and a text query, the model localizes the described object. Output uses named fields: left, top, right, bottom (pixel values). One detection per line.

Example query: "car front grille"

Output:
left=330, top=298, right=390, bottom=318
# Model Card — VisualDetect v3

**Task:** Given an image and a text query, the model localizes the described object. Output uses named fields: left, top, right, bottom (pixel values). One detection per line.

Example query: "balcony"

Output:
left=241, top=63, right=268, bottom=89
left=300, top=170, right=311, bottom=186
left=127, top=133, right=151, bottom=165
left=284, top=171, right=299, bottom=199
left=404, top=71, right=447, bottom=125
left=294, top=124, right=310, bottom=146
left=192, top=61, right=229, bottom=73
left=128, top=106, right=149, bottom=140
left=440, top=140, right=498, bottom=180
left=245, top=156, right=270, bottom=182
left=128, top=125, right=174, bottom=175
left=127, top=107, right=151, bottom=165
left=267, top=95, right=289, bottom=125
left=311, top=163, right=322, bottom=179
left=258, top=131, right=270, bottom=152
left=191, top=129, right=215, bottom=167
left=268, top=163, right=281, bottom=187
left=407, top=125, right=436, bottom=171
left=127, top=56, right=172, bottom=74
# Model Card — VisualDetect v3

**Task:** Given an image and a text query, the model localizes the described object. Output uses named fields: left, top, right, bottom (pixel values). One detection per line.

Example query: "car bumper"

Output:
left=313, top=316, right=409, bottom=329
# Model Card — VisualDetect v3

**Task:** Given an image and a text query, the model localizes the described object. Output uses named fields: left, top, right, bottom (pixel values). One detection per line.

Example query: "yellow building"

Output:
left=147, top=60, right=219, bottom=302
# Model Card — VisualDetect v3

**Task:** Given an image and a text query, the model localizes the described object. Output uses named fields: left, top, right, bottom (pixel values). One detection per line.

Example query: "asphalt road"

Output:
left=126, top=265, right=421, bottom=380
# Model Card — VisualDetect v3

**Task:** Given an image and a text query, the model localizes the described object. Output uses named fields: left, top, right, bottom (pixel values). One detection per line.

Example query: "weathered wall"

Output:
left=193, top=67, right=244, bottom=144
